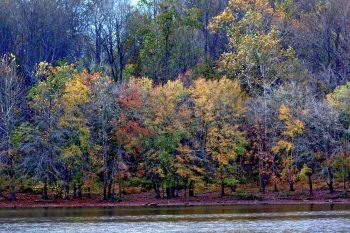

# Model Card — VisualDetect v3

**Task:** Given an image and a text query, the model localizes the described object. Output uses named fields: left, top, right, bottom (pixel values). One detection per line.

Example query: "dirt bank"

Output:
left=1, top=189, right=350, bottom=208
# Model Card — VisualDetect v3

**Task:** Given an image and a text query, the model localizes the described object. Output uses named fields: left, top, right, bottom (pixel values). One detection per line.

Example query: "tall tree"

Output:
left=89, top=73, right=117, bottom=199
left=58, top=71, right=92, bottom=199
left=210, top=0, right=302, bottom=95
left=0, top=54, right=23, bottom=201
left=25, top=63, right=75, bottom=199
left=191, top=78, right=246, bottom=196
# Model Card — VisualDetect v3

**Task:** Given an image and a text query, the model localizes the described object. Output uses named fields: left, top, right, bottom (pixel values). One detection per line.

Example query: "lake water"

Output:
left=1, top=204, right=350, bottom=232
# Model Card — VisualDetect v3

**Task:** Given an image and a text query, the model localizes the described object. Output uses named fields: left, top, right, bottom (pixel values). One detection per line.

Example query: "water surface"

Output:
left=1, top=204, right=350, bottom=232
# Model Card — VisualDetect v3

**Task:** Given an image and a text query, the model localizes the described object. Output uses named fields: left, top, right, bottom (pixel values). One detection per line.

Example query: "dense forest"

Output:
left=0, top=0, right=350, bottom=202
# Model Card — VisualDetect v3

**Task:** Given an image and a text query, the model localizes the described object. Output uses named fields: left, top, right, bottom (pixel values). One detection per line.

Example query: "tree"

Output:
left=245, top=87, right=278, bottom=193
left=0, top=54, right=23, bottom=201
left=210, top=0, right=302, bottom=96
left=273, top=104, right=304, bottom=192
left=326, top=82, right=350, bottom=190
left=287, top=0, right=350, bottom=90
left=0, top=0, right=85, bottom=83
left=25, top=63, right=76, bottom=199
left=58, top=71, right=92, bottom=199
left=333, top=150, right=350, bottom=191
left=175, top=144, right=203, bottom=197
left=327, top=82, right=350, bottom=128
left=296, top=97, right=344, bottom=194
left=113, top=78, right=151, bottom=198
left=299, top=164, right=313, bottom=195
left=246, top=82, right=308, bottom=193
left=191, top=78, right=246, bottom=196
left=142, top=79, right=190, bottom=198
left=89, top=73, right=117, bottom=199
left=207, top=123, right=247, bottom=197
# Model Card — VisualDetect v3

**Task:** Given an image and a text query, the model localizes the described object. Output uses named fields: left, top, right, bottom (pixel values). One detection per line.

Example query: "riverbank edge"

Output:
left=1, top=199, right=350, bottom=209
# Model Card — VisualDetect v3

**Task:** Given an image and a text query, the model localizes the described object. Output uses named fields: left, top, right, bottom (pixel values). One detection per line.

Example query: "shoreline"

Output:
left=1, top=192, right=350, bottom=209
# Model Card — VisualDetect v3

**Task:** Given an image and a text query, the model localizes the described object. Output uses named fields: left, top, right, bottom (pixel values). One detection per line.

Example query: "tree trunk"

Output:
left=166, top=186, right=171, bottom=199
left=73, top=184, right=77, bottom=198
left=273, top=181, right=278, bottom=192
left=42, top=178, right=48, bottom=200
left=87, top=187, right=91, bottom=198
left=64, top=183, right=70, bottom=200
left=103, top=145, right=108, bottom=200
left=118, top=181, right=122, bottom=198
left=117, top=40, right=123, bottom=81
left=95, top=26, right=102, bottom=65
left=259, top=163, right=263, bottom=192
left=189, top=180, right=195, bottom=197
left=308, top=175, right=313, bottom=196
left=8, top=171, right=16, bottom=201
left=221, top=179, right=225, bottom=197
left=9, top=189, right=16, bottom=201
left=260, top=175, right=266, bottom=193
left=262, top=180, right=266, bottom=193
left=328, top=179, right=334, bottom=193
left=184, top=179, right=187, bottom=198
left=103, top=178, right=108, bottom=200
left=289, top=180, right=295, bottom=192
left=107, top=178, right=113, bottom=198
left=344, top=177, right=346, bottom=191
left=204, top=11, right=209, bottom=62
left=171, top=185, right=176, bottom=197
left=8, top=169, right=16, bottom=201
left=328, top=180, right=334, bottom=193
left=77, top=185, right=82, bottom=199
left=231, top=185, right=237, bottom=193
left=175, top=181, right=179, bottom=197
left=152, top=180, right=161, bottom=198
left=165, top=28, right=169, bottom=80
left=111, top=185, right=116, bottom=199
left=343, top=167, right=346, bottom=191
left=327, top=167, right=334, bottom=193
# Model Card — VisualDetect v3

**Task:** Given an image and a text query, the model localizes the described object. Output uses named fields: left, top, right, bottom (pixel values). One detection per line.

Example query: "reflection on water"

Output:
left=0, top=204, right=350, bottom=233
